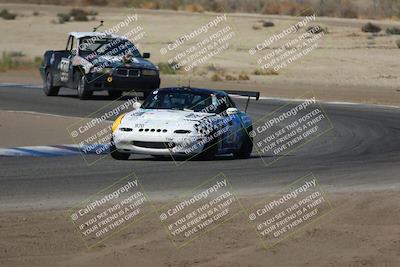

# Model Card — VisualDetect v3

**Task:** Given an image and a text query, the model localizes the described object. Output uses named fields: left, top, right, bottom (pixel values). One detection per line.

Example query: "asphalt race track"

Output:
left=0, top=85, right=399, bottom=209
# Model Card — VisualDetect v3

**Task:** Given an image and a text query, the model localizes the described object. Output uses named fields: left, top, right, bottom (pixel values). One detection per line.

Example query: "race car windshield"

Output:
left=141, top=91, right=227, bottom=113
left=79, top=37, right=141, bottom=58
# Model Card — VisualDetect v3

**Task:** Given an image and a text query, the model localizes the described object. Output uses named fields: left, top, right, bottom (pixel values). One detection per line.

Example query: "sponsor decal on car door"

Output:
left=59, top=57, right=70, bottom=82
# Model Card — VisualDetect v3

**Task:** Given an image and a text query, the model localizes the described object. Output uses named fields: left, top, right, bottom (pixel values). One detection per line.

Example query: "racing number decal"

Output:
left=59, top=57, right=70, bottom=82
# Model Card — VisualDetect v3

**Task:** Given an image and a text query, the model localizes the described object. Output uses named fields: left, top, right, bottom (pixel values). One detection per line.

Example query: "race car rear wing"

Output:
left=224, top=90, right=260, bottom=112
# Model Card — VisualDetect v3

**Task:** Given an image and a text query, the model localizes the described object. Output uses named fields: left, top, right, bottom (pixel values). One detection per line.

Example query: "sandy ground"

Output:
left=0, top=4, right=399, bottom=106
left=0, top=191, right=399, bottom=267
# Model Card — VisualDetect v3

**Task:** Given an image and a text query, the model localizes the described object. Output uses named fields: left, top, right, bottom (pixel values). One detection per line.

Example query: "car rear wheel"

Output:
left=77, top=75, right=92, bottom=100
left=110, top=138, right=130, bottom=160
left=43, top=70, right=60, bottom=96
left=233, top=127, right=253, bottom=159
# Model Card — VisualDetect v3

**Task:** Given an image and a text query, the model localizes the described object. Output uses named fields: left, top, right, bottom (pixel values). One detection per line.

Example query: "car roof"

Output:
left=69, top=32, right=128, bottom=39
left=157, top=87, right=228, bottom=96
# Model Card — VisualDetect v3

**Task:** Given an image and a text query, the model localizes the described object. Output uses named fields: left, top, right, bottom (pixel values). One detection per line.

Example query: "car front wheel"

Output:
left=110, top=138, right=130, bottom=160
left=233, top=127, right=253, bottom=159
left=77, top=75, right=92, bottom=100
left=195, top=135, right=219, bottom=161
left=43, top=70, right=60, bottom=96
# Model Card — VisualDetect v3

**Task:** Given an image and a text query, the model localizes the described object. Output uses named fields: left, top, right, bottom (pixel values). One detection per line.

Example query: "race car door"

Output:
left=216, top=95, right=242, bottom=152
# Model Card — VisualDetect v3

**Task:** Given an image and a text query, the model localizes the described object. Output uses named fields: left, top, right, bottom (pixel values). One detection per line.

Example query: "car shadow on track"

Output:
left=127, top=154, right=283, bottom=162
left=56, top=94, right=144, bottom=101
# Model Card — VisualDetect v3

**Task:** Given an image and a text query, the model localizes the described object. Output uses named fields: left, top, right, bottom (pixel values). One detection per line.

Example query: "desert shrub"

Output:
left=262, top=0, right=311, bottom=16
left=340, top=0, right=358, bottom=18
left=33, top=56, right=43, bottom=65
left=253, top=68, right=278, bottom=76
left=386, top=26, right=400, bottom=35
left=396, top=39, right=400, bottom=48
left=57, top=13, right=71, bottom=24
left=362, top=22, right=381, bottom=33
left=56, top=9, right=97, bottom=24
left=306, top=25, right=327, bottom=34
left=141, top=1, right=161, bottom=9
left=82, top=0, right=107, bottom=6
left=158, top=62, right=177, bottom=74
left=262, top=21, right=275, bottom=27
left=32, top=11, right=40, bottom=16
left=206, top=64, right=226, bottom=75
left=225, top=74, right=237, bottom=80
left=183, top=4, right=204, bottom=13
left=262, top=1, right=281, bottom=15
left=0, top=52, right=41, bottom=72
left=211, top=73, right=223, bottom=81
left=238, top=72, right=250, bottom=80
left=8, top=51, right=25, bottom=57
left=70, top=9, right=89, bottom=21
left=202, top=0, right=223, bottom=12
left=252, top=25, right=261, bottom=30
left=341, top=8, right=358, bottom=18
left=299, top=7, right=316, bottom=17
left=0, top=9, right=17, bottom=20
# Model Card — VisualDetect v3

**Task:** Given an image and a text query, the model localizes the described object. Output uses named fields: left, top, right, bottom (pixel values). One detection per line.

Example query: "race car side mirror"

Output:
left=143, top=52, right=151, bottom=59
left=226, top=107, right=238, bottom=116
left=133, top=101, right=141, bottom=109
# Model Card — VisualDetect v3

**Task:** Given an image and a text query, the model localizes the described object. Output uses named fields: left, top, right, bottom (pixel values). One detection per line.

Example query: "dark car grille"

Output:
left=131, top=141, right=175, bottom=149
left=115, top=68, right=140, bottom=77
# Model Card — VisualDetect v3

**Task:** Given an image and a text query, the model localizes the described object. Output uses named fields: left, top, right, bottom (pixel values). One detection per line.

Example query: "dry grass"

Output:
left=253, top=68, right=279, bottom=76
left=182, top=4, right=204, bottom=13
left=238, top=72, right=250, bottom=80
left=211, top=72, right=223, bottom=81
left=225, top=74, right=237, bottom=80
left=0, top=51, right=42, bottom=72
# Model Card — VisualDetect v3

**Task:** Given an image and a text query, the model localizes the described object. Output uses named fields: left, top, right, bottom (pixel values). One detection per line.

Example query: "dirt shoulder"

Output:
left=0, top=191, right=398, bottom=267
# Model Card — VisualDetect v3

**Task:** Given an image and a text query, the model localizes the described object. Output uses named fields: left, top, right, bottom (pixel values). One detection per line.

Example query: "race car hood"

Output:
left=120, top=109, right=215, bottom=132
left=74, top=55, right=158, bottom=73
left=89, top=55, right=157, bottom=70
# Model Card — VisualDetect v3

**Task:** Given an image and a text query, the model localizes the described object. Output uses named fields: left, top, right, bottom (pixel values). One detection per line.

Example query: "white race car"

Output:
left=110, top=87, right=259, bottom=160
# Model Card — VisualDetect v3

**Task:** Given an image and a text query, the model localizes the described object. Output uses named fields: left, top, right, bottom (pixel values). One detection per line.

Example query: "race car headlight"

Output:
left=112, top=113, right=127, bottom=133
left=141, top=69, right=158, bottom=76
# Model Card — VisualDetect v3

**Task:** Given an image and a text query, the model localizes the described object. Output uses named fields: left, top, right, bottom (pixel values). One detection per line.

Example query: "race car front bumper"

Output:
left=112, top=131, right=205, bottom=157
left=84, top=71, right=160, bottom=93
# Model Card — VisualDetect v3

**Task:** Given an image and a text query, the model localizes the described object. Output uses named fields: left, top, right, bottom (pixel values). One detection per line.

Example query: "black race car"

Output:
left=39, top=32, right=160, bottom=99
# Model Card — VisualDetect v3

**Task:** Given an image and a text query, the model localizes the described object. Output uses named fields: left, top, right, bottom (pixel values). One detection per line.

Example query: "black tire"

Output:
left=77, top=75, right=92, bottom=100
left=110, top=139, right=130, bottom=160
left=233, top=127, right=253, bottom=159
left=108, top=91, right=122, bottom=99
left=43, top=70, right=60, bottom=96
left=195, top=135, right=219, bottom=161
